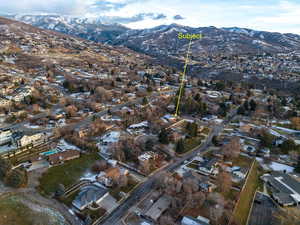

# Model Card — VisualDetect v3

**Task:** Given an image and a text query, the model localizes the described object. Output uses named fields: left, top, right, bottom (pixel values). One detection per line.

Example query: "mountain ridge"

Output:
left=4, top=14, right=300, bottom=57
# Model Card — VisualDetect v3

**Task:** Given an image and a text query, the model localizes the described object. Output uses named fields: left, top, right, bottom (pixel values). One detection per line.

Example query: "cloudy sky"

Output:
left=1, top=0, right=300, bottom=34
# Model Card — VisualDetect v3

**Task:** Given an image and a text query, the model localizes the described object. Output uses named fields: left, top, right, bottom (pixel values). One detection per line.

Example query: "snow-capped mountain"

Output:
left=4, top=14, right=300, bottom=58
left=113, top=24, right=300, bottom=57
left=4, top=14, right=129, bottom=43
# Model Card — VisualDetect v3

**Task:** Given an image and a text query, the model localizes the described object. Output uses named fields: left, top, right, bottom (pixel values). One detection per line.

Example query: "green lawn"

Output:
left=186, top=163, right=199, bottom=170
left=38, top=152, right=101, bottom=196
left=181, top=137, right=202, bottom=154
left=232, top=160, right=260, bottom=225
left=232, top=155, right=252, bottom=169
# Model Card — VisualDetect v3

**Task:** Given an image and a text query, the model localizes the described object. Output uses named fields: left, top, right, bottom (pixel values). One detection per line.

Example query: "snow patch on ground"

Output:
left=57, top=139, right=80, bottom=151
left=24, top=123, right=41, bottom=129
left=273, top=126, right=300, bottom=134
left=80, top=171, right=98, bottom=182
left=256, top=157, right=294, bottom=172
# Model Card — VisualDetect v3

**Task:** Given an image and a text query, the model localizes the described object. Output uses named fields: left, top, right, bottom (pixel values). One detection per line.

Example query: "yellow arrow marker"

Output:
left=174, top=38, right=193, bottom=117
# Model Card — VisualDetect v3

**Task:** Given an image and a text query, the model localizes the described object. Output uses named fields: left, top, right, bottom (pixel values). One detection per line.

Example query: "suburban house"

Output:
left=0, top=128, right=13, bottom=145
left=77, top=127, right=90, bottom=138
left=127, top=121, right=149, bottom=135
left=0, top=96, right=11, bottom=108
left=48, top=150, right=80, bottom=165
left=198, top=158, right=219, bottom=176
left=120, top=106, right=134, bottom=116
left=138, top=151, right=159, bottom=167
left=261, top=172, right=300, bottom=206
left=182, top=171, right=215, bottom=192
left=100, top=131, right=121, bottom=146
left=72, top=185, right=109, bottom=211
left=232, top=167, right=248, bottom=180
left=181, top=215, right=211, bottom=225
left=10, top=86, right=33, bottom=102
left=15, top=132, right=48, bottom=147
left=161, top=114, right=177, bottom=123
left=97, top=167, right=128, bottom=187
left=144, top=195, right=172, bottom=222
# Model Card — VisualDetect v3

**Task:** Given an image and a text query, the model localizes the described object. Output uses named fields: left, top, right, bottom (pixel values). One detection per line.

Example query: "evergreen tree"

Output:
left=295, top=156, right=300, bottom=173
left=250, top=99, right=257, bottom=111
left=280, top=139, right=297, bottom=154
left=55, top=184, right=66, bottom=198
left=0, top=157, right=11, bottom=180
left=145, top=139, right=154, bottom=152
left=215, top=81, right=225, bottom=91
left=212, top=136, right=219, bottom=146
left=243, top=101, right=249, bottom=111
left=186, top=122, right=198, bottom=137
left=158, top=128, right=169, bottom=144
left=197, top=80, right=203, bottom=86
left=237, top=106, right=245, bottom=115
left=176, top=139, right=185, bottom=154
left=259, top=129, right=275, bottom=148
left=142, top=97, right=148, bottom=105
left=194, top=93, right=201, bottom=101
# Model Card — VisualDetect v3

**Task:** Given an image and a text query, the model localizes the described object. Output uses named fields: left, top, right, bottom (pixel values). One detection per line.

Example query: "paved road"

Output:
left=99, top=110, right=236, bottom=225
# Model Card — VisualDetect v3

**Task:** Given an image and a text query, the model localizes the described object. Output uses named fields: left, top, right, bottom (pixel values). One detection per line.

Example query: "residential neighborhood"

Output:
left=0, top=3, right=300, bottom=225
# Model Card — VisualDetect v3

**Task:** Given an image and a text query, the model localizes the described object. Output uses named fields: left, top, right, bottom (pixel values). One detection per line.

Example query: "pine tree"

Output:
left=250, top=99, right=257, bottom=111
left=237, top=106, right=245, bottom=115
left=176, top=139, right=185, bottom=154
left=158, top=128, right=169, bottom=144
left=0, top=157, right=11, bottom=180
left=243, top=101, right=249, bottom=111
left=295, top=156, right=300, bottom=173
left=142, top=96, right=148, bottom=105
left=145, top=139, right=154, bottom=151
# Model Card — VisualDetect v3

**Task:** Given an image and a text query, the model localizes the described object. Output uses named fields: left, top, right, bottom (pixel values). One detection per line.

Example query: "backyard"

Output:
left=232, top=160, right=261, bottom=225
left=38, top=152, right=101, bottom=196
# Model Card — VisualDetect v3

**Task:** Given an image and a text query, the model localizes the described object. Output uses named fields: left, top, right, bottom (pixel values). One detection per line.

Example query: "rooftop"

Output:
left=73, top=185, right=108, bottom=210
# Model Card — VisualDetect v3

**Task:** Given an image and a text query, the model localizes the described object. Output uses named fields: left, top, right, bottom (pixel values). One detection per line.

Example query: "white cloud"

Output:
left=0, top=0, right=299, bottom=34
left=251, top=0, right=300, bottom=33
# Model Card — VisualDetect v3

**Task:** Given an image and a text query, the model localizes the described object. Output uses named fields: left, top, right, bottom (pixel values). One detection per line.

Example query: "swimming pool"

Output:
left=40, top=149, right=59, bottom=156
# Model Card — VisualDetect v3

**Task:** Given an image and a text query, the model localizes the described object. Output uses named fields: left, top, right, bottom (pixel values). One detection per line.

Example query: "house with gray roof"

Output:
left=72, top=185, right=108, bottom=211
left=181, top=215, right=210, bottom=225
left=144, top=195, right=172, bottom=222
left=261, top=172, right=300, bottom=206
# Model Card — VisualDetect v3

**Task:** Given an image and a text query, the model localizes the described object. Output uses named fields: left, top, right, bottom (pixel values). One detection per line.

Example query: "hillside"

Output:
left=0, top=16, right=151, bottom=81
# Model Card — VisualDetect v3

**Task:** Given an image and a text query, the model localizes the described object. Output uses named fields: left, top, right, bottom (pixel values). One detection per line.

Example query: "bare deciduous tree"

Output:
left=217, top=170, right=232, bottom=194
left=223, top=137, right=241, bottom=159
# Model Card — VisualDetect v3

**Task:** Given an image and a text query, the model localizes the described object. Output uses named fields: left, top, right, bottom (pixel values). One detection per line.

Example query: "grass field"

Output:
left=0, top=194, right=65, bottom=225
left=181, top=137, right=203, bottom=154
left=232, top=160, right=260, bottom=225
left=232, top=155, right=252, bottom=169
left=38, top=152, right=101, bottom=196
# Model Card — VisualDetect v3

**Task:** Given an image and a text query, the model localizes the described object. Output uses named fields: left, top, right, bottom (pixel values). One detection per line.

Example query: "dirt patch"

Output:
left=0, top=193, right=67, bottom=225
